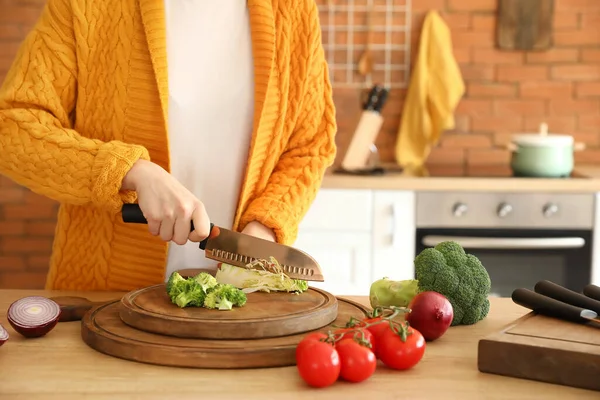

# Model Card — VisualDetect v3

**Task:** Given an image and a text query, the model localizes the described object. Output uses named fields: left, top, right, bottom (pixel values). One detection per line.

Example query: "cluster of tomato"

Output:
left=295, top=314, right=426, bottom=388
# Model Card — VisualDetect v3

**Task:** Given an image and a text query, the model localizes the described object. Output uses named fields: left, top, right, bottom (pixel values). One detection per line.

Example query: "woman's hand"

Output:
left=121, top=160, right=211, bottom=244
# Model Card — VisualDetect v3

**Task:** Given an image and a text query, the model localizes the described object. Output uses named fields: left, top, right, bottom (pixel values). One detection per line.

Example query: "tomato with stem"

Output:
left=296, top=339, right=341, bottom=388
left=334, top=327, right=376, bottom=354
left=295, top=332, right=328, bottom=359
left=377, top=322, right=426, bottom=370
left=335, top=338, right=377, bottom=383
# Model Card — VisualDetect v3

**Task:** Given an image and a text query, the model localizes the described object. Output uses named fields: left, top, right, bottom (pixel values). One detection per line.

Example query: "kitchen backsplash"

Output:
left=320, top=0, right=600, bottom=168
left=0, top=0, right=599, bottom=289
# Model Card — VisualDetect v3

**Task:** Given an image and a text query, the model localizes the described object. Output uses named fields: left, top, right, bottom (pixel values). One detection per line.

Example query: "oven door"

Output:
left=415, top=228, right=592, bottom=297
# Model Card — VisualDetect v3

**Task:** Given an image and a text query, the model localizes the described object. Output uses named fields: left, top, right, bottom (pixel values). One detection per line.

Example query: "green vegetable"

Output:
left=215, top=257, right=309, bottom=294
left=414, top=241, right=491, bottom=326
left=193, top=272, right=218, bottom=292
left=369, top=241, right=491, bottom=327
left=369, top=278, right=419, bottom=308
left=165, top=271, right=246, bottom=310
left=203, top=283, right=248, bottom=310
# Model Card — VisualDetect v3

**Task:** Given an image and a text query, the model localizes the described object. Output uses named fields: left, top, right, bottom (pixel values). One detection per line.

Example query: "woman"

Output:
left=0, top=0, right=336, bottom=291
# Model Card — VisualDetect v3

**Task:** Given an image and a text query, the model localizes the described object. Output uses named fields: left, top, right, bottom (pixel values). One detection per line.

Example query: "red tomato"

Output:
left=362, top=317, right=389, bottom=341
left=296, top=340, right=341, bottom=388
left=377, top=324, right=426, bottom=370
left=334, top=327, right=376, bottom=354
left=295, top=332, right=328, bottom=359
left=335, top=339, right=377, bottom=383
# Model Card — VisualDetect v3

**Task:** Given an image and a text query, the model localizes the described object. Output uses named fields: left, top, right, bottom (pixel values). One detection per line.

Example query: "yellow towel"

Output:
left=395, top=11, right=465, bottom=167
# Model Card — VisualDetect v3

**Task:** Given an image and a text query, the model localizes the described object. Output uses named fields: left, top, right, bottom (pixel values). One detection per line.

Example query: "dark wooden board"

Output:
left=478, top=312, right=600, bottom=392
left=496, top=0, right=554, bottom=51
left=118, top=284, right=338, bottom=339
left=81, top=297, right=370, bottom=369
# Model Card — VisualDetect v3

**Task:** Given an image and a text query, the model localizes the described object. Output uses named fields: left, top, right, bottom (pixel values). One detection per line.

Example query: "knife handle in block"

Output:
left=512, top=288, right=593, bottom=324
left=583, top=284, right=600, bottom=301
left=534, top=280, right=600, bottom=314
left=121, top=204, right=213, bottom=250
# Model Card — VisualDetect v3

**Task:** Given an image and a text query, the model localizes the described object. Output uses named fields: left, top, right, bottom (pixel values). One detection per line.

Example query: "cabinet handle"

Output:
left=391, top=202, right=402, bottom=247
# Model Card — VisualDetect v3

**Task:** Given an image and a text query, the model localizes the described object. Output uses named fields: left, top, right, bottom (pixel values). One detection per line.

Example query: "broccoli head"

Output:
left=414, top=241, right=491, bottom=326
left=203, top=283, right=247, bottom=310
left=193, top=272, right=218, bottom=292
left=172, top=279, right=207, bottom=308
left=166, top=271, right=186, bottom=295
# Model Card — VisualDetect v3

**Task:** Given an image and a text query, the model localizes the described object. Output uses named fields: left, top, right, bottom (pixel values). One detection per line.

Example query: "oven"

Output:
left=414, top=192, right=595, bottom=298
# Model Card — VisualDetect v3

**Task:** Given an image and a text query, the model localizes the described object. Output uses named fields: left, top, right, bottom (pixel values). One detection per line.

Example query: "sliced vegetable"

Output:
left=7, top=296, right=61, bottom=338
left=0, top=323, right=8, bottom=346
left=296, top=338, right=341, bottom=388
left=203, top=283, right=247, bottom=310
left=377, top=322, right=426, bottom=370
left=335, top=338, right=377, bottom=383
left=406, top=291, right=453, bottom=341
left=215, top=257, right=309, bottom=293
left=165, top=271, right=246, bottom=310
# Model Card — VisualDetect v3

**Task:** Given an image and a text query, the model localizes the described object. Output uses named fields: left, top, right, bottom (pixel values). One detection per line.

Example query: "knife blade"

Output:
left=120, top=204, right=324, bottom=282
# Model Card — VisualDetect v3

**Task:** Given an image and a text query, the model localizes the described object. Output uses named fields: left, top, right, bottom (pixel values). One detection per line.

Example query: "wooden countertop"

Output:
left=321, top=164, right=600, bottom=193
left=0, top=290, right=597, bottom=399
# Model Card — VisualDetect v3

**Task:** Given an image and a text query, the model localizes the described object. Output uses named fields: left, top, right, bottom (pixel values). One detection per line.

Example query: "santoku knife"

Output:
left=121, top=204, right=324, bottom=282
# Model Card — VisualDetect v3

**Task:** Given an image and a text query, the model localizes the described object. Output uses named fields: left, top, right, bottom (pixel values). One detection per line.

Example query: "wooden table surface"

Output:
left=0, top=290, right=597, bottom=400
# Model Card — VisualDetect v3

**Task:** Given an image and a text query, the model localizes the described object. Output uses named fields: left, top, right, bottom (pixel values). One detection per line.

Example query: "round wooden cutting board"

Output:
left=119, top=284, right=339, bottom=339
left=81, top=297, right=370, bottom=369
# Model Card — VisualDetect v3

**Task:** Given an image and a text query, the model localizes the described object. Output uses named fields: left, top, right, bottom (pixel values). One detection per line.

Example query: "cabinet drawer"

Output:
left=299, top=189, right=373, bottom=231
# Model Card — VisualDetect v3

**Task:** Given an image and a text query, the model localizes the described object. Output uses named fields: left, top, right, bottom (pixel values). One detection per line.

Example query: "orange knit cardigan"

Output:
left=0, top=0, right=336, bottom=291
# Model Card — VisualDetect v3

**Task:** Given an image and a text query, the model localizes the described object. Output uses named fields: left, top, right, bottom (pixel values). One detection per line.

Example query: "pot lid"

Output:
left=511, top=123, right=574, bottom=147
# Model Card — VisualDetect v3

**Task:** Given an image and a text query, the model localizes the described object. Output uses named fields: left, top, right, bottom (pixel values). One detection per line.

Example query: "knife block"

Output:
left=340, top=110, right=384, bottom=173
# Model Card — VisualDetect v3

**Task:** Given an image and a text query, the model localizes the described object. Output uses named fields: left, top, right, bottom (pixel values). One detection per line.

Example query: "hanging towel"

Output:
left=395, top=10, right=465, bottom=167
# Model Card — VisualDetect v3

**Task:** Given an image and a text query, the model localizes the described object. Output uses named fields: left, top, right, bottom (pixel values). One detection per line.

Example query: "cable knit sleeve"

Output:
left=239, top=2, right=337, bottom=245
left=0, top=0, right=150, bottom=212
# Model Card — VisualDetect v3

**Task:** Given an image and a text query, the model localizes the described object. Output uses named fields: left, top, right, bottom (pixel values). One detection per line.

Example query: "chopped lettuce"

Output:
left=215, top=257, right=309, bottom=294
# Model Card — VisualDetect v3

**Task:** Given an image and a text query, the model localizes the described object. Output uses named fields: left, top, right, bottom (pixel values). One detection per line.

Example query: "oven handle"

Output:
left=421, top=235, right=586, bottom=249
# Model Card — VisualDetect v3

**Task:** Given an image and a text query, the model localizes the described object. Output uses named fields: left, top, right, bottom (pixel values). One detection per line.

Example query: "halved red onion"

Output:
left=7, top=296, right=61, bottom=338
left=0, top=323, right=8, bottom=346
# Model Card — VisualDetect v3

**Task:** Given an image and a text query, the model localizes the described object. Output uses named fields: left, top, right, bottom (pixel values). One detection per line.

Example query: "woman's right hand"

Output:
left=121, top=160, right=211, bottom=245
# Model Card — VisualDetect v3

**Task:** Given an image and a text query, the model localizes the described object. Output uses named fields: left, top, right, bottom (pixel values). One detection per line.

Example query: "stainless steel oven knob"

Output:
left=542, top=203, right=559, bottom=217
left=452, top=202, right=468, bottom=217
left=497, top=202, right=513, bottom=218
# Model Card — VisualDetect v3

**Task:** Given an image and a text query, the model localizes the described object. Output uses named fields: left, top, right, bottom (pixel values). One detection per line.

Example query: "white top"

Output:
left=163, top=0, right=255, bottom=278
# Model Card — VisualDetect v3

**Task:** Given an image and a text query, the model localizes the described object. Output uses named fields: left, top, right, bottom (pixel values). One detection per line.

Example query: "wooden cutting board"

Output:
left=81, top=297, right=369, bottom=369
left=478, top=312, right=600, bottom=392
left=496, top=0, right=554, bottom=51
left=118, top=284, right=338, bottom=339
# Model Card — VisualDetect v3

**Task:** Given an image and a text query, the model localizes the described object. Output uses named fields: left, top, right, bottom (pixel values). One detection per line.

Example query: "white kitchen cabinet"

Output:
left=293, top=231, right=373, bottom=296
left=294, top=188, right=417, bottom=296
left=372, top=190, right=416, bottom=281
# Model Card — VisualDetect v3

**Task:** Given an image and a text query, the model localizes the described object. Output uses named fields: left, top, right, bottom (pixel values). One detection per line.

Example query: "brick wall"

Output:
left=331, top=0, right=600, bottom=168
left=0, top=0, right=599, bottom=289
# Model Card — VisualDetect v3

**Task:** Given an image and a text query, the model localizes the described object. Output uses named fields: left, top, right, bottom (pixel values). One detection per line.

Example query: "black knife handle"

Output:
left=121, top=204, right=212, bottom=250
left=534, top=280, right=600, bottom=314
left=512, top=288, right=590, bottom=324
left=583, top=284, right=600, bottom=301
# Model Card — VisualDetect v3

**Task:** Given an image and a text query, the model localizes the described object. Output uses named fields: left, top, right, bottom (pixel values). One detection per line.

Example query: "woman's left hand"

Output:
left=242, top=221, right=276, bottom=242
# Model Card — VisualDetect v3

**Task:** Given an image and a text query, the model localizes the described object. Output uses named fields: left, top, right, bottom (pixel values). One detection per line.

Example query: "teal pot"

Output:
left=508, top=134, right=585, bottom=178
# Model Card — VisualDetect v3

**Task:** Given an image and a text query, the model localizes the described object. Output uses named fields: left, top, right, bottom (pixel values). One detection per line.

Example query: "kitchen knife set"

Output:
left=512, top=280, right=600, bottom=326
left=120, top=204, right=324, bottom=282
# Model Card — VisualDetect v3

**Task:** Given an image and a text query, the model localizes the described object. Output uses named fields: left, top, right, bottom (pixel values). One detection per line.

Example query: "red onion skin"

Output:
left=7, top=297, right=61, bottom=338
left=406, top=291, right=454, bottom=341
left=0, top=323, right=8, bottom=346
